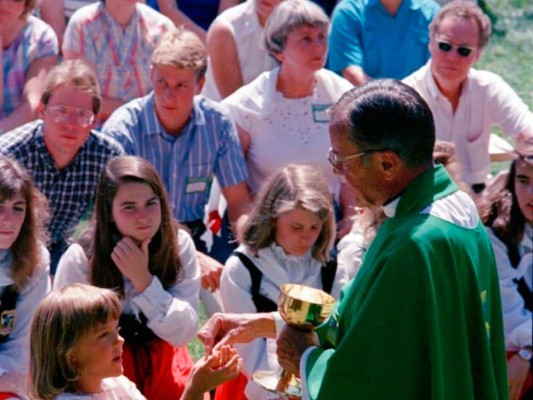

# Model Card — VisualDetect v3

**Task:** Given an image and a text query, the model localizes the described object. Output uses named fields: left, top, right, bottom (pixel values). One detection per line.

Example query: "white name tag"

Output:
left=312, top=104, right=332, bottom=123
left=186, top=180, right=208, bottom=193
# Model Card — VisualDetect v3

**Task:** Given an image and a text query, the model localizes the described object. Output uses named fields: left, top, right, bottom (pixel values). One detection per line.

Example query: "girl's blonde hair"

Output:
left=240, top=164, right=335, bottom=263
left=29, top=284, right=121, bottom=399
left=0, top=156, right=48, bottom=290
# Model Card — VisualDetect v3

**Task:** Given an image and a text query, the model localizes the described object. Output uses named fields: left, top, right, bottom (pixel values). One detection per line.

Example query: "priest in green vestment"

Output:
left=198, top=79, right=509, bottom=400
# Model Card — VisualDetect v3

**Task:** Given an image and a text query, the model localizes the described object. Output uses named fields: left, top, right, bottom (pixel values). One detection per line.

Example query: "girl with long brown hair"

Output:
left=0, top=156, right=50, bottom=398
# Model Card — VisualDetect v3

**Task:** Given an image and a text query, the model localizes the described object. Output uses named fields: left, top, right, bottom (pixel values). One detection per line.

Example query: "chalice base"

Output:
left=252, top=369, right=301, bottom=399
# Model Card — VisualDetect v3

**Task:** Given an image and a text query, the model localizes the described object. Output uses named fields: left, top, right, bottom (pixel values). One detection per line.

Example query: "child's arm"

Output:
left=181, top=345, right=242, bottom=400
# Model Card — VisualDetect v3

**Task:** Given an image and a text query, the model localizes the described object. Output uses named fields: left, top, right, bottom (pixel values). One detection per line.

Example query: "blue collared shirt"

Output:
left=0, top=120, right=124, bottom=246
left=328, top=0, right=440, bottom=79
left=101, top=93, right=248, bottom=222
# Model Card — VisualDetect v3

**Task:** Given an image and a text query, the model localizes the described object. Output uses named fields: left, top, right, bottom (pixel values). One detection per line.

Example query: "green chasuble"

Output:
left=305, top=166, right=508, bottom=400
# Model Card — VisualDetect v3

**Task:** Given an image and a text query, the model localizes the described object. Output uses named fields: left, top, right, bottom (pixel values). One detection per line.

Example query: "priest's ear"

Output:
left=376, top=150, right=402, bottom=181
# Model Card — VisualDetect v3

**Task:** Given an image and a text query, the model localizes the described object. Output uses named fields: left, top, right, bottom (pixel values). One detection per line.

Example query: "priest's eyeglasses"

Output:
left=327, top=147, right=384, bottom=174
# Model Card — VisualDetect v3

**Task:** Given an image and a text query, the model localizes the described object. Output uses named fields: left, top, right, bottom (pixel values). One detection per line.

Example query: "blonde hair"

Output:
left=29, top=284, right=121, bottom=399
left=151, top=28, right=207, bottom=80
left=240, top=164, right=335, bottom=263
left=0, top=156, right=49, bottom=290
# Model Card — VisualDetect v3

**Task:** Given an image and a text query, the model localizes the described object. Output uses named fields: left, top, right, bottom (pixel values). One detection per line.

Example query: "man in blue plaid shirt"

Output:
left=0, top=60, right=124, bottom=273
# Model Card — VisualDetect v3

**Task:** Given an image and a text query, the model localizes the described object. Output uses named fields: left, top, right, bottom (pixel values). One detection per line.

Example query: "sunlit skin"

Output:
left=0, top=193, right=26, bottom=250
left=514, top=161, right=533, bottom=224
left=110, top=182, right=161, bottom=293
left=275, top=24, right=328, bottom=75
left=111, top=182, right=162, bottom=244
left=150, top=64, right=204, bottom=136
left=274, top=208, right=323, bottom=257
left=329, top=125, right=387, bottom=208
left=429, top=16, right=481, bottom=99
left=0, top=0, right=25, bottom=30
left=70, top=319, right=124, bottom=394
left=39, top=85, right=95, bottom=168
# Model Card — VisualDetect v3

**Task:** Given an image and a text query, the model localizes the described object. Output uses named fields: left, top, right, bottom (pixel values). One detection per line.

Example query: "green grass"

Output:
left=188, top=302, right=208, bottom=361
left=476, top=0, right=533, bottom=173
left=477, top=0, right=533, bottom=109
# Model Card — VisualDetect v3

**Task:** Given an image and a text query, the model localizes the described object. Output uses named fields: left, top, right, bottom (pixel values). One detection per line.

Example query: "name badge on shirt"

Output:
left=312, top=104, right=332, bottom=123
left=0, top=309, right=16, bottom=337
left=185, top=177, right=211, bottom=194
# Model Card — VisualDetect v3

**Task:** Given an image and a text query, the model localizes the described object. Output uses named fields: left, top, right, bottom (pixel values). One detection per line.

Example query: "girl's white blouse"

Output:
left=54, top=229, right=201, bottom=347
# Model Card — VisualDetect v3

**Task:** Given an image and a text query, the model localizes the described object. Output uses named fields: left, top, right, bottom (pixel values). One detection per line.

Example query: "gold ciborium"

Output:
left=252, top=283, right=336, bottom=399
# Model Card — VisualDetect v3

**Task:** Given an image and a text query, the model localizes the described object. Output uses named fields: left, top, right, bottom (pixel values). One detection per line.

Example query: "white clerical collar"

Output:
left=383, top=196, right=401, bottom=218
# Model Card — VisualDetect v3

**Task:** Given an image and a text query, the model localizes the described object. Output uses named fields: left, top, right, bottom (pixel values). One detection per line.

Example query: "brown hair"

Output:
left=478, top=159, right=532, bottom=248
left=151, top=28, right=207, bottom=80
left=0, top=156, right=48, bottom=290
left=240, top=164, right=335, bottom=263
left=29, top=284, right=121, bottom=399
left=430, top=1, right=492, bottom=48
left=41, top=59, right=102, bottom=114
left=89, top=156, right=181, bottom=296
left=478, top=137, right=533, bottom=244
left=22, top=0, right=37, bottom=17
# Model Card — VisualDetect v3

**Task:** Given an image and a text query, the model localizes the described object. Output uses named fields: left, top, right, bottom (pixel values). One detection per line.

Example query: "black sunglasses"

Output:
left=437, top=41, right=475, bottom=58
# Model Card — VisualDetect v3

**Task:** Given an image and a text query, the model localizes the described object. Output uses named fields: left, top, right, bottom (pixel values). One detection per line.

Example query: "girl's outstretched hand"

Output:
left=181, top=345, right=242, bottom=400
left=111, top=237, right=152, bottom=293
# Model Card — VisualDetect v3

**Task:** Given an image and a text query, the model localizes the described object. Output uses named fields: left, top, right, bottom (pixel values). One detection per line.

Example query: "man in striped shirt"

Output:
left=102, top=29, right=251, bottom=299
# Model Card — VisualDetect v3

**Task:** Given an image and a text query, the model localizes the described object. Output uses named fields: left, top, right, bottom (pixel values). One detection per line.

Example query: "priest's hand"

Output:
left=276, top=325, right=318, bottom=377
left=198, top=312, right=276, bottom=354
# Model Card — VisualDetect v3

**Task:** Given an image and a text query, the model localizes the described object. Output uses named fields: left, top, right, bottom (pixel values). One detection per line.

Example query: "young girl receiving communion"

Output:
left=30, top=283, right=242, bottom=400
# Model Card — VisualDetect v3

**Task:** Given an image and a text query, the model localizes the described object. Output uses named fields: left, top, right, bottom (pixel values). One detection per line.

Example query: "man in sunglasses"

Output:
left=0, top=59, right=124, bottom=273
left=404, top=1, right=533, bottom=194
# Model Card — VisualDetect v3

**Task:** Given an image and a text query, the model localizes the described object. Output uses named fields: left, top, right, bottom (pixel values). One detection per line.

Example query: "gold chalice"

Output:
left=252, top=283, right=336, bottom=399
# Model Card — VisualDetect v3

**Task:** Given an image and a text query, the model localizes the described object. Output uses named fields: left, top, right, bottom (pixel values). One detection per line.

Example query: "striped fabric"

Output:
left=101, top=93, right=248, bottom=223
left=1, top=16, right=58, bottom=118
left=63, top=3, right=173, bottom=103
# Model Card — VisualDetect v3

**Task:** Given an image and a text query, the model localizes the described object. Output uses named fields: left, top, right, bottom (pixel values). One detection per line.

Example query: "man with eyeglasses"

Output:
left=0, top=59, right=124, bottom=273
left=198, top=79, right=508, bottom=399
left=404, top=1, right=533, bottom=194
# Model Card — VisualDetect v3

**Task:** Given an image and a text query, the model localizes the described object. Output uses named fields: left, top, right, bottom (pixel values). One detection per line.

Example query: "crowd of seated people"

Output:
left=1, top=0, right=532, bottom=399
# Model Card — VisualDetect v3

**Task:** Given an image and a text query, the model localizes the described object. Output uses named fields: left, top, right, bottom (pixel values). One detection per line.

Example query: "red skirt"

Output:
left=122, top=338, right=194, bottom=400
left=0, top=394, right=18, bottom=400
left=507, top=351, right=533, bottom=399
left=214, top=373, right=248, bottom=400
